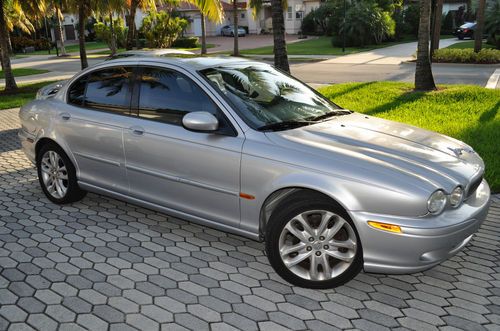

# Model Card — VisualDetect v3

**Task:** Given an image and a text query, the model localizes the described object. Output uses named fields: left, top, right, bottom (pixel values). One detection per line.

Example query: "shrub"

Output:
left=485, top=0, right=500, bottom=49
left=94, top=18, right=127, bottom=50
left=11, top=36, right=51, bottom=52
left=432, top=48, right=500, bottom=63
left=442, top=11, right=455, bottom=35
left=141, top=10, right=188, bottom=48
left=301, top=1, right=343, bottom=36
left=301, top=11, right=317, bottom=35
left=334, top=1, right=395, bottom=47
left=403, top=4, right=420, bottom=36
left=171, top=37, right=198, bottom=48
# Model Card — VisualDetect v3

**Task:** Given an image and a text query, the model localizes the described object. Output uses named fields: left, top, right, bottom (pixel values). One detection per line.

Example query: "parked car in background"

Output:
left=220, top=25, right=246, bottom=37
left=19, top=57, right=491, bottom=289
left=454, top=22, right=476, bottom=40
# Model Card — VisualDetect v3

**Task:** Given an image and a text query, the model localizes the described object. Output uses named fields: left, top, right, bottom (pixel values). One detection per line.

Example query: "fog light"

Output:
left=368, top=221, right=402, bottom=233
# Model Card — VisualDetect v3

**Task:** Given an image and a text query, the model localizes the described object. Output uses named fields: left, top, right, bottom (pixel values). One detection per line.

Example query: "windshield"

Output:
left=201, top=65, right=344, bottom=130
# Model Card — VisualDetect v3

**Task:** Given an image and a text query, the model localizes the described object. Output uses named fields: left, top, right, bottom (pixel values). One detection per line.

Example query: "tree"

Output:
left=187, top=0, right=223, bottom=55
left=66, top=0, right=91, bottom=68
left=232, top=0, right=239, bottom=56
left=0, top=0, right=17, bottom=90
left=430, top=0, right=443, bottom=57
left=474, top=0, right=486, bottom=52
left=415, top=0, right=436, bottom=91
left=126, top=0, right=157, bottom=50
left=249, top=0, right=289, bottom=72
left=95, top=0, right=126, bottom=56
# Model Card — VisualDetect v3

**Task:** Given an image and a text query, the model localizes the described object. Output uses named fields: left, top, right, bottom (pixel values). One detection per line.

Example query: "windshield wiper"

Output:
left=257, top=120, right=317, bottom=132
left=306, top=110, right=352, bottom=122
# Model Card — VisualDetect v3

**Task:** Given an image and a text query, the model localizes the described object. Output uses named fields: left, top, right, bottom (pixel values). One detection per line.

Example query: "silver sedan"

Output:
left=19, top=57, right=491, bottom=288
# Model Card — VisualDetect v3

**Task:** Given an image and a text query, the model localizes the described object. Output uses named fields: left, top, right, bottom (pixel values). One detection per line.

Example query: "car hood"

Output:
left=265, top=112, right=483, bottom=192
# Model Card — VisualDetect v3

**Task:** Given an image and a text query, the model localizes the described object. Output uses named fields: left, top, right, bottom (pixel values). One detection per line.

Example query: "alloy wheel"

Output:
left=40, top=150, right=69, bottom=199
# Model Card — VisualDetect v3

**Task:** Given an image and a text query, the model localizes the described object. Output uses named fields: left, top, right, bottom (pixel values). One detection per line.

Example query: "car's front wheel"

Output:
left=266, top=192, right=362, bottom=288
left=37, top=143, right=86, bottom=204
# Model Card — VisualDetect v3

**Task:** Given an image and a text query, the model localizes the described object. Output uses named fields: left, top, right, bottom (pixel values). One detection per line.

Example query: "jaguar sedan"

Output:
left=19, top=57, right=491, bottom=288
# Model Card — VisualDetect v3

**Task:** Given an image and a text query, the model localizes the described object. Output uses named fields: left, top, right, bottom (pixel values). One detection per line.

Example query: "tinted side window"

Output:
left=138, top=68, right=219, bottom=126
left=85, top=67, right=133, bottom=114
left=68, top=75, right=87, bottom=106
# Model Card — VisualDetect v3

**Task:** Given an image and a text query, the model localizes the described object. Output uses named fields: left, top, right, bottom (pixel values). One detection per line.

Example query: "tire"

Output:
left=36, top=142, right=86, bottom=204
left=458, top=35, right=464, bottom=40
left=265, top=192, right=362, bottom=289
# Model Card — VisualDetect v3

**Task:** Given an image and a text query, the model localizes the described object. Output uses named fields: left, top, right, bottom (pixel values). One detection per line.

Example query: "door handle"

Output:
left=59, top=113, right=71, bottom=121
left=129, top=126, right=145, bottom=136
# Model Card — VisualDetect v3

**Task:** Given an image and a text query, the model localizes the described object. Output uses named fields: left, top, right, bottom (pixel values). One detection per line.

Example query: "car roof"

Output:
left=105, top=56, right=266, bottom=71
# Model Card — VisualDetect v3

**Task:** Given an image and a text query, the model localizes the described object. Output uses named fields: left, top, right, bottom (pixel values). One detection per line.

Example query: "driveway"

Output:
left=196, top=35, right=303, bottom=54
left=1, top=107, right=500, bottom=331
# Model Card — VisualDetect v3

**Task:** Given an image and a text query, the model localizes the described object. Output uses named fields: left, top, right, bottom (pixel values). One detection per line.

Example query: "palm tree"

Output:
left=94, top=0, right=126, bottom=56
left=67, top=0, right=91, bottom=68
left=474, top=0, right=486, bottom=52
left=0, top=0, right=17, bottom=91
left=49, top=0, right=67, bottom=56
left=430, top=0, right=443, bottom=58
left=125, top=0, right=157, bottom=50
left=188, top=0, right=222, bottom=55
left=414, top=0, right=435, bottom=91
left=249, top=0, right=289, bottom=72
left=232, top=0, right=239, bottom=56
left=270, top=0, right=289, bottom=72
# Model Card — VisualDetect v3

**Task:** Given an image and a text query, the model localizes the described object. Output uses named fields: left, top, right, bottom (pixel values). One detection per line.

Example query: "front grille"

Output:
left=467, top=175, right=483, bottom=198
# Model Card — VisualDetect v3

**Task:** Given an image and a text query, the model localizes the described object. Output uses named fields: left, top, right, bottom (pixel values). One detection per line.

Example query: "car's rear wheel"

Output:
left=266, top=192, right=362, bottom=288
left=37, top=143, right=86, bottom=204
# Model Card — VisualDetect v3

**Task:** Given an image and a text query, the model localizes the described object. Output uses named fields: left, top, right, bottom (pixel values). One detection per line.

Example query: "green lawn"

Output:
left=446, top=40, right=496, bottom=49
left=318, top=82, right=500, bottom=192
left=21, top=41, right=109, bottom=55
left=0, top=80, right=58, bottom=110
left=240, top=35, right=417, bottom=56
left=0, top=68, right=49, bottom=79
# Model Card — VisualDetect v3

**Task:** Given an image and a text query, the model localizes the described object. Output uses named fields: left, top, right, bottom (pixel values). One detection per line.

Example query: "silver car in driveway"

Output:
left=19, top=57, right=491, bottom=288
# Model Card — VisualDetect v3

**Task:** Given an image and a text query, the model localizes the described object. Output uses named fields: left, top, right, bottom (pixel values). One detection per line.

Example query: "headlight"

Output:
left=427, top=190, right=447, bottom=214
left=450, top=186, right=464, bottom=207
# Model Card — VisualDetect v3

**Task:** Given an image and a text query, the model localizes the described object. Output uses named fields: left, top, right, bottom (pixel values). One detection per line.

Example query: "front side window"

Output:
left=201, top=64, right=346, bottom=131
left=138, top=67, right=219, bottom=126
left=85, top=67, right=133, bottom=114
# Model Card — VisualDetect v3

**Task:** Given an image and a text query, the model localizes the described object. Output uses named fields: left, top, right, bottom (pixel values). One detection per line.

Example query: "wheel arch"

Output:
left=258, top=186, right=353, bottom=240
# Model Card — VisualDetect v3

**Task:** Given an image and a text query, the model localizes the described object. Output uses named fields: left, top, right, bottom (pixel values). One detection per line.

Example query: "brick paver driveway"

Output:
left=1, top=107, right=500, bottom=331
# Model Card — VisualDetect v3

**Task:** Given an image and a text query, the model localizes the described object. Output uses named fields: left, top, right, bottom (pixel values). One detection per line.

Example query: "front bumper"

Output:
left=352, top=179, right=491, bottom=274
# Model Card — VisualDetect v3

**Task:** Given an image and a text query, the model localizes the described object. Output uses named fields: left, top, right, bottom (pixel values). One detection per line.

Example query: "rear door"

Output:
left=57, top=65, right=137, bottom=194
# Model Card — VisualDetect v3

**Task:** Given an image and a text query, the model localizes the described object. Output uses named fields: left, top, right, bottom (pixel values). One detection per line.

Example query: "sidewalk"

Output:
left=321, top=38, right=460, bottom=65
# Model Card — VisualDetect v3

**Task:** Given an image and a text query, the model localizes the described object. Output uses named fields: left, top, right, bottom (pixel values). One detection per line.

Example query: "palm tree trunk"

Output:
left=271, top=0, right=290, bottom=73
left=201, top=13, right=207, bottom=55
left=430, top=0, right=443, bottom=58
left=233, top=0, right=239, bottom=56
left=109, top=13, right=117, bottom=55
left=56, top=2, right=67, bottom=56
left=415, top=0, right=436, bottom=91
left=126, top=0, right=137, bottom=50
left=0, top=0, right=17, bottom=91
left=474, top=0, right=485, bottom=53
left=78, top=3, right=88, bottom=69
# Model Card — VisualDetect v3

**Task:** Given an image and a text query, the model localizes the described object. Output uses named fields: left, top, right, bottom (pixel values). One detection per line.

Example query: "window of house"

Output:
left=241, top=12, right=245, bottom=19
left=287, top=6, right=292, bottom=19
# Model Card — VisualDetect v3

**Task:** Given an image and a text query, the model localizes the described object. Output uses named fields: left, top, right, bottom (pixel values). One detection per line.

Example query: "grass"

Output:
left=91, top=44, right=216, bottom=55
left=20, top=41, right=109, bottom=55
left=0, top=80, right=58, bottom=110
left=240, top=35, right=417, bottom=56
left=446, top=40, right=496, bottom=49
left=318, top=82, right=500, bottom=192
left=0, top=68, right=49, bottom=79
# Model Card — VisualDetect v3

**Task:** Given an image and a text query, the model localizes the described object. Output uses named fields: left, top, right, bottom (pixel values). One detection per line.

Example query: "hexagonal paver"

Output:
left=1, top=107, right=500, bottom=330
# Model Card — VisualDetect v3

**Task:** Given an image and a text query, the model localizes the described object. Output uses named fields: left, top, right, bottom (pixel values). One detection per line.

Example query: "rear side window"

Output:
left=138, top=67, right=218, bottom=126
left=85, top=67, right=133, bottom=114
left=68, top=75, right=87, bottom=106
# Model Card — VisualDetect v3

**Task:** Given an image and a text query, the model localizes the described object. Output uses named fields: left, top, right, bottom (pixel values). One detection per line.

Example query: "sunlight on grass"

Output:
left=319, top=82, right=500, bottom=192
left=0, top=81, right=59, bottom=110
left=0, top=68, right=49, bottom=79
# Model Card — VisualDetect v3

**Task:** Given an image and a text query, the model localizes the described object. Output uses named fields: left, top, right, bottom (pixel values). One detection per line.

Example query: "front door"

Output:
left=124, top=66, right=244, bottom=228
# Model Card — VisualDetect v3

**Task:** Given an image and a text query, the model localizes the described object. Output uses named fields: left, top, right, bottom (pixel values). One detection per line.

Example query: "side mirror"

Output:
left=182, top=111, right=219, bottom=132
